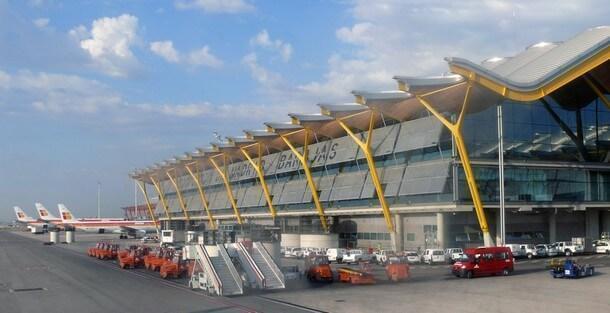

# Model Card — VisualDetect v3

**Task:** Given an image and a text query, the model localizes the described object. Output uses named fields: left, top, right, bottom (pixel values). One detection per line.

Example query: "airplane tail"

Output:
left=13, top=206, right=32, bottom=222
left=58, top=204, right=77, bottom=222
left=35, top=203, right=59, bottom=220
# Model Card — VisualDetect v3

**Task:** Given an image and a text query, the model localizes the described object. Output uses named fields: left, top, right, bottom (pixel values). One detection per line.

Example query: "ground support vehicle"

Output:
left=550, top=259, right=594, bottom=278
left=97, top=244, right=119, bottom=260
left=160, top=251, right=186, bottom=279
left=452, top=247, right=514, bottom=279
left=88, top=242, right=103, bottom=257
left=337, top=267, right=376, bottom=285
left=385, top=257, right=410, bottom=282
left=304, top=255, right=333, bottom=282
left=118, top=246, right=149, bottom=269
left=146, top=248, right=170, bottom=271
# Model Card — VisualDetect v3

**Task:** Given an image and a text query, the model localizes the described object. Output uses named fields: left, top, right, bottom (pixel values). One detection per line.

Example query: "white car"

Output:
left=595, top=241, right=610, bottom=254
left=286, top=247, right=304, bottom=258
left=342, top=249, right=371, bottom=264
left=519, top=244, right=537, bottom=259
left=422, top=249, right=445, bottom=264
left=554, top=241, right=584, bottom=256
left=504, top=244, right=525, bottom=258
left=444, top=248, right=463, bottom=263
left=326, top=248, right=346, bottom=263
left=373, top=250, right=395, bottom=264
left=403, top=251, right=421, bottom=264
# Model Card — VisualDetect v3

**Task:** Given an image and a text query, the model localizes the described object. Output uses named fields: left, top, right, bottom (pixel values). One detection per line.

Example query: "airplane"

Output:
left=35, top=203, right=62, bottom=224
left=13, top=206, right=49, bottom=233
left=57, top=203, right=157, bottom=235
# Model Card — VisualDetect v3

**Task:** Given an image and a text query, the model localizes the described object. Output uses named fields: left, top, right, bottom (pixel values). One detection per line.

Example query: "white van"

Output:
left=326, top=248, right=346, bottom=263
left=422, top=249, right=445, bottom=264
left=504, top=244, right=525, bottom=258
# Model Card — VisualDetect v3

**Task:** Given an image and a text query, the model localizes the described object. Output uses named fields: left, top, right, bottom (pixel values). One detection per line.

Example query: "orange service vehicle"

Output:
left=160, top=251, right=186, bottom=279
left=88, top=242, right=102, bottom=257
left=147, top=248, right=170, bottom=271
left=305, top=255, right=333, bottom=282
left=119, top=246, right=149, bottom=269
left=98, top=243, right=120, bottom=260
left=385, top=257, right=410, bottom=282
left=337, top=267, right=376, bottom=285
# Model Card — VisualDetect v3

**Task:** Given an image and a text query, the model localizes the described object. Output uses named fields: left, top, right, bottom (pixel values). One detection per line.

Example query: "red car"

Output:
left=452, top=247, right=514, bottom=278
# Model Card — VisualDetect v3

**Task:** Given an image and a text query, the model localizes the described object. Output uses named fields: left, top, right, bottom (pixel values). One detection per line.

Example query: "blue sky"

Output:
left=1, top=0, right=608, bottom=221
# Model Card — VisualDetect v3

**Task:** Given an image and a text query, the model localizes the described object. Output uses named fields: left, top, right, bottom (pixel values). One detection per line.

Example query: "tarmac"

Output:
left=0, top=230, right=321, bottom=313
left=4, top=230, right=610, bottom=313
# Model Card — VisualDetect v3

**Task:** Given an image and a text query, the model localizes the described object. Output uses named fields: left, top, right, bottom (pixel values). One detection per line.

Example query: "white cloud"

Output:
left=186, top=46, right=223, bottom=68
left=241, top=52, right=282, bottom=87
left=150, top=41, right=180, bottom=63
left=33, top=18, right=50, bottom=28
left=336, top=23, right=374, bottom=45
left=0, top=70, right=121, bottom=113
left=250, top=30, right=293, bottom=62
left=73, top=14, right=140, bottom=77
left=175, top=0, right=254, bottom=14
left=293, top=0, right=610, bottom=104
left=150, top=41, right=223, bottom=69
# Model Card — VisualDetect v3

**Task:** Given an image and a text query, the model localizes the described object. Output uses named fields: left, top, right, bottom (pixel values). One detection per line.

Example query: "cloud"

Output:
left=33, top=18, right=50, bottom=28
left=241, top=52, right=282, bottom=87
left=72, top=14, right=141, bottom=77
left=292, top=0, right=610, bottom=104
left=250, top=30, right=293, bottom=62
left=0, top=70, right=121, bottom=114
left=150, top=41, right=223, bottom=68
left=175, top=0, right=254, bottom=14
left=150, top=41, right=180, bottom=63
left=186, top=46, right=223, bottom=68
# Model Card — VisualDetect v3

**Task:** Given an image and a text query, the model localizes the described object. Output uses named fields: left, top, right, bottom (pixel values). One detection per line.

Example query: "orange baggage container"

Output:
left=337, top=267, right=376, bottom=285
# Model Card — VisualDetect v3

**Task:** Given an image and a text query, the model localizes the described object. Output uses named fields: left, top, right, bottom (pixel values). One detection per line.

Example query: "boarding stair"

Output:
left=193, top=244, right=243, bottom=296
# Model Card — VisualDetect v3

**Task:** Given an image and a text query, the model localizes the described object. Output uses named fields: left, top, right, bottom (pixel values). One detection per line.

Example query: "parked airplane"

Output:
left=57, top=203, right=157, bottom=235
left=13, top=206, right=49, bottom=232
left=35, top=203, right=62, bottom=223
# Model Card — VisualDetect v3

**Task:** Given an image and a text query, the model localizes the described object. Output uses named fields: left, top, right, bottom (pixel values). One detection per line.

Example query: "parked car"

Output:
left=422, top=249, right=445, bottom=264
left=402, top=251, right=421, bottom=264
left=141, top=235, right=158, bottom=243
left=373, top=250, right=396, bottom=265
left=326, top=248, right=346, bottom=263
left=595, top=241, right=610, bottom=254
left=452, top=246, right=514, bottom=278
left=519, top=244, right=537, bottom=259
left=303, top=247, right=323, bottom=258
left=286, top=247, right=304, bottom=258
left=504, top=244, right=525, bottom=258
left=342, top=249, right=371, bottom=264
left=444, top=248, right=464, bottom=263
left=533, top=244, right=549, bottom=257
left=554, top=241, right=584, bottom=256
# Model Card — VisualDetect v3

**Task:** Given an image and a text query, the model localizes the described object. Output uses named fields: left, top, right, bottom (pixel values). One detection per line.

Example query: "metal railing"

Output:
left=195, top=244, right=222, bottom=296
left=237, top=242, right=266, bottom=288
left=253, top=242, right=284, bottom=288
left=216, top=244, right=243, bottom=295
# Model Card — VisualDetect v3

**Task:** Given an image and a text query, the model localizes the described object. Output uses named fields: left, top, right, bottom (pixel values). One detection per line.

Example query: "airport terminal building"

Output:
left=131, top=27, right=610, bottom=251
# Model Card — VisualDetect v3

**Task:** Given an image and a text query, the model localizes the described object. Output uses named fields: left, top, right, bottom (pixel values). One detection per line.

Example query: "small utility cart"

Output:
left=550, top=259, right=594, bottom=278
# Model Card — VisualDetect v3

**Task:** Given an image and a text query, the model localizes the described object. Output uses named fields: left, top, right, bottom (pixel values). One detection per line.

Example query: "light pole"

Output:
left=497, top=103, right=506, bottom=246
left=97, top=181, right=101, bottom=218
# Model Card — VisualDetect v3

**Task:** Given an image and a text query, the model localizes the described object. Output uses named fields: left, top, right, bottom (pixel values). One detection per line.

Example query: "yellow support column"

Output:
left=415, top=84, right=493, bottom=246
left=280, top=130, right=329, bottom=232
left=584, top=76, right=610, bottom=110
left=337, top=112, right=394, bottom=232
left=166, top=170, right=191, bottom=223
left=135, top=180, right=160, bottom=233
left=240, top=143, right=277, bottom=218
left=209, top=154, right=243, bottom=224
left=149, top=176, right=172, bottom=222
left=184, top=163, right=216, bottom=229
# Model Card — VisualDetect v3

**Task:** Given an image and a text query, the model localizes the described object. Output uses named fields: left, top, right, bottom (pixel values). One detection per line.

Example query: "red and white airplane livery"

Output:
left=57, top=203, right=157, bottom=234
left=13, top=206, right=50, bottom=231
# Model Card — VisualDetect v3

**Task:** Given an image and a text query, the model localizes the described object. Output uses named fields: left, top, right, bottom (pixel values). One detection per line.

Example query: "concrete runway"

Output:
left=0, top=231, right=320, bottom=313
